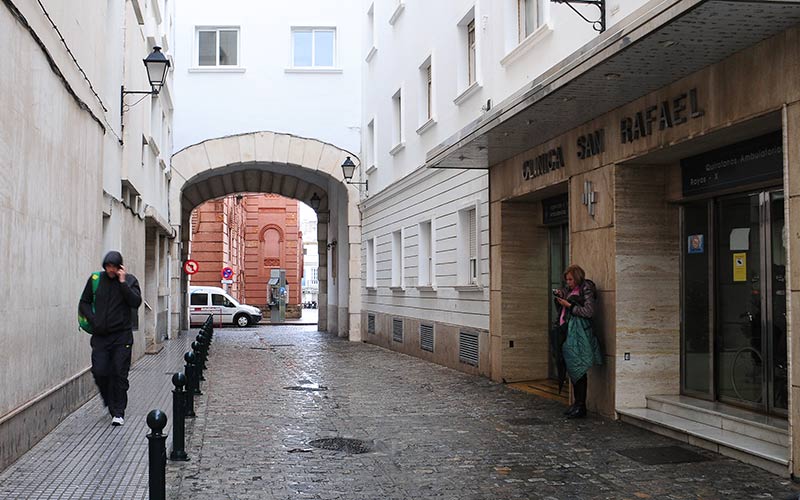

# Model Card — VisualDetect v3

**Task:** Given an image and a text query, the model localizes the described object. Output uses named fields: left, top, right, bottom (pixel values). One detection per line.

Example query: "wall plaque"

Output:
left=681, top=132, right=782, bottom=197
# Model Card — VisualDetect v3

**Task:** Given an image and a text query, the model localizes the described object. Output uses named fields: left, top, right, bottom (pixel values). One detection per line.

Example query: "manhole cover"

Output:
left=507, top=417, right=545, bottom=426
left=308, top=438, right=371, bottom=454
left=283, top=383, right=328, bottom=392
left=617, top=446, right=711, bottom=465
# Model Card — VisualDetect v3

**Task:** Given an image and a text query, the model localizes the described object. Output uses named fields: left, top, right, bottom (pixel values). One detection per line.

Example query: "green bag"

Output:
left=78, top=272, right=101, bottom=334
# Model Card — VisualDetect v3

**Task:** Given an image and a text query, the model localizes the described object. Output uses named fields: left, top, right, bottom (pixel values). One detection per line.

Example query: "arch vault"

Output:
left=168, top=131, right=362, bottom=340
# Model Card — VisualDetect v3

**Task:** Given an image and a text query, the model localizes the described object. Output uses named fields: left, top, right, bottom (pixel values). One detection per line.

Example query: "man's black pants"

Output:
left=91, top=340, right=132, bottom=418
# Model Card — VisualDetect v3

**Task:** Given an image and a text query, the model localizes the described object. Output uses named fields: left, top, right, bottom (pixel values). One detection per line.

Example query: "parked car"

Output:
left=189, top=286, right=262, bottom=327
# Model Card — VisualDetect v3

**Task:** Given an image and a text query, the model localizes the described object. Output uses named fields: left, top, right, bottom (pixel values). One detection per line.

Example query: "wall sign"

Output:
left=522, top=147, right=565, bottom=180
left=620, top=88, right=704, bottom=144
left=577, top=129, right=605, bottom=159
left=542, top=194, right=569, bottom=225
left=681, top=132, right=783, bottom=197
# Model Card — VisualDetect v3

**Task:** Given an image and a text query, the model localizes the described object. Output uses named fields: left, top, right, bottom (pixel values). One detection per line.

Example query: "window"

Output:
left=391, top=230, right=404, bottom=288
left=417, top=56, right=435, bottom=131
left=212, top=294, right=235, bottom=308
left=426, top=66, right=433, bottom=119
left=190, top=293, right=208, bottom=306
left=366, top=3, right=377, bottom=61
left=366, top=119, right=375, bottom=169
left=197, top=27, right=239, bottom=66
left=366, top=238, right=376, bottom=288
left=391, top=89, right=403, bottom=150
left=518, top=0, right=545, bottom=40
left=292, top=28, right=336, bottom=68
left=418, top=220, right=434, bottom=286
left=455, top=7, right=480, bottom=102
left=467, top=20, right=476, bottom=86
left=457, top=206, right=479, bottom=285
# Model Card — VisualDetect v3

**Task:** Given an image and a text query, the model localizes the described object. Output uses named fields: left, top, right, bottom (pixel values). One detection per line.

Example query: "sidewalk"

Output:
left=261, top=307, right=318, bottom=325
left=169, top=325, right=800, bottom=500
left=0, top=333, right=193, bottom=500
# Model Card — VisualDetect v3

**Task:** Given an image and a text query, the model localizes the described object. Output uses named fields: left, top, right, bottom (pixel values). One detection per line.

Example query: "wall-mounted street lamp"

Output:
left=309, top=192, right=321, bottom=211
left=551, top=0, right=606, bottom=32
left=340, top=156, right=368, bottom=191
left=121, top=46, right=171, bottom=118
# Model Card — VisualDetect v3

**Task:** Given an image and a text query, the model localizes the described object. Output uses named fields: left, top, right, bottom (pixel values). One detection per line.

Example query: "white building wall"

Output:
left=0, top=0, right=175, bottom=471
left=360, top=1, right=645, bottom=344
left=172, top=0, right=362, bottom=155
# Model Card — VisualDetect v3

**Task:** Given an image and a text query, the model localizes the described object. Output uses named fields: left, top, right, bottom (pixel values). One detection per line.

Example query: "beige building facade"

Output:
left=427, top=0, right=800, bottom=478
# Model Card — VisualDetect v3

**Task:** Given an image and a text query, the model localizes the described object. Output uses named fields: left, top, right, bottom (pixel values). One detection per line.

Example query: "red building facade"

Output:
left=190, top=194, right=303, bottom=318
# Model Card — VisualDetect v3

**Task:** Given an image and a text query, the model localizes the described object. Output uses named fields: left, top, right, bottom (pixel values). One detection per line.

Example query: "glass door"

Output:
left=715, top=194, right=763, bottom=409
left=767, top=191, right=787, bottom=413
left=681, top=190, right=787, bottom=416
left=547, top=224, right=569, bottom=380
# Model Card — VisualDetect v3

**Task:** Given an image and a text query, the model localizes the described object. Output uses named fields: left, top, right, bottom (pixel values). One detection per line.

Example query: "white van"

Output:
left=189, top=286, right=263, bottom=327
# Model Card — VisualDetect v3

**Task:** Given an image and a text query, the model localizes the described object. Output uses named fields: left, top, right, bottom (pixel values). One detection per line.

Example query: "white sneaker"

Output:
left=111, top=417, right=125, bottom=426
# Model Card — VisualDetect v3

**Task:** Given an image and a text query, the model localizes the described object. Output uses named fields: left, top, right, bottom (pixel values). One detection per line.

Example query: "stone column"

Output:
left=317, top=212, right=329, bottom=332
left=347, top=186, right=363, bottom=342
left=784, top=103, right=800, bottom=477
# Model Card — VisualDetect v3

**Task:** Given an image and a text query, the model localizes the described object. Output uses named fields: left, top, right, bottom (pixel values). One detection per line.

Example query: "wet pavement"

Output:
left=168, top=325, right=800, bottom=500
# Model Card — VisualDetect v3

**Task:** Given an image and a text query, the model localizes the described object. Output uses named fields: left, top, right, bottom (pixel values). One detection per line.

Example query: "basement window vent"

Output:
left=420, top=324, right=434, bottom=352
left=368, top=314, right=376, bottom=335
left=392, top=318, right=403, bottom=343
left=459, top=331, right=479, bottom=366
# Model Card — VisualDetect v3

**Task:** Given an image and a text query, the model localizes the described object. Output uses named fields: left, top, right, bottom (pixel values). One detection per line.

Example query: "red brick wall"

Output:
left=189, top=194, right=303, bottom=310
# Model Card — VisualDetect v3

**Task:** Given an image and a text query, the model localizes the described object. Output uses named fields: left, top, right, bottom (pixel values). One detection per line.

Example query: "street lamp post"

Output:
left=121, top=46, right=172, bottom=122
left=340, top=156, right=367, bottom=191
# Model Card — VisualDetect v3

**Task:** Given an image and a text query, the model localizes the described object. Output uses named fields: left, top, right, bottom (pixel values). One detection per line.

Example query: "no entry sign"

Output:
left=221, top=266, right=234, bottom=279
left=183, top=260, right=199, bottom=275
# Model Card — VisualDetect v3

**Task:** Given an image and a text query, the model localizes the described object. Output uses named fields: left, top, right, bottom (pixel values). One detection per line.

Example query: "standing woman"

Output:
left=555, top=265, right=602, bottom=418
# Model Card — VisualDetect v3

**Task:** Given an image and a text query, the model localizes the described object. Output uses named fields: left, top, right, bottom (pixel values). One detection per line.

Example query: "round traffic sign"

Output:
left=183, top=260, right=199, bottom=275
left=221, top=266, right=234, bottom=279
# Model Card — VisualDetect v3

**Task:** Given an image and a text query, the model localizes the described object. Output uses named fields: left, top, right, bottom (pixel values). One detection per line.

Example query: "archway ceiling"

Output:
left=180, top=161, right=332, bottom=215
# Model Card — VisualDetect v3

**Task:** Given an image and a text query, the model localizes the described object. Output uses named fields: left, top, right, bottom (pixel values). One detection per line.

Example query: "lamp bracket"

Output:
left=551, top=0, right=605, bottom=33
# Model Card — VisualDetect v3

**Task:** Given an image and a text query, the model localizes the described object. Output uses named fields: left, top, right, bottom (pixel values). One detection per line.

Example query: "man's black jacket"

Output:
left=79, top=272, right=142, bottom=340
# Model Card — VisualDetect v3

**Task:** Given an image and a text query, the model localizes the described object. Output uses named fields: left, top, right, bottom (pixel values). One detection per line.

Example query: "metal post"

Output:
left=146, top=409, right=168, bottom=500
left=192, top=341, right=206, bottom=382
left=183, top=352, right=198, bottom=415
left=169, top=373, right=189, bottom=461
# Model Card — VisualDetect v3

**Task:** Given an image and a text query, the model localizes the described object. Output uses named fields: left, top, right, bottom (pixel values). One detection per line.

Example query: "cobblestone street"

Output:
left=168, top=325, right=800, bottom=500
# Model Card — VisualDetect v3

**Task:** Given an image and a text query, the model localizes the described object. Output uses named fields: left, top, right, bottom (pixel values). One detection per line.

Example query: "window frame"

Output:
left=195, top=26, right=241, bottom=68
left=366, top=237, right=377, bottom=289
left=457, top=204, right=481, bottom=287
left=291, top=27, right=338, bottom=68
left=391, top=229, right=405, bottom=289
left=467, top=20, right=476, bottom=86
left=417, top=219, right=436, bottom=288
left=518, top=0, right=544, bottom=41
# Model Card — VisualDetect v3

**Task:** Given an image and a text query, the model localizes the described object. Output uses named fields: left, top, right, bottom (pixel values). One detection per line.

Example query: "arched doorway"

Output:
left=169, top=131, right=362, bottom=340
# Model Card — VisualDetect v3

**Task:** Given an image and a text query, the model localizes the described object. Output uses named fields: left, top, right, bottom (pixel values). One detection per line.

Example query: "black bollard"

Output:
left=192, top=341, right=206, bottom=381
left=146, top=409, right=168, bottom=500
left=183, top=351, right=198, bottom=414
left=169, top=373, right=190, bottom=461
left=186, top=350, right=202, bottom=396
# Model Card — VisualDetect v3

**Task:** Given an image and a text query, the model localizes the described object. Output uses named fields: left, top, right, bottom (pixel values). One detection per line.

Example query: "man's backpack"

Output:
left=78, top=272, right=101, bottom=334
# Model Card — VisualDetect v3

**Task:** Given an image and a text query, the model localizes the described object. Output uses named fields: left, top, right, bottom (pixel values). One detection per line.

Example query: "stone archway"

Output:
left=169, top=131, right=362, bottom=341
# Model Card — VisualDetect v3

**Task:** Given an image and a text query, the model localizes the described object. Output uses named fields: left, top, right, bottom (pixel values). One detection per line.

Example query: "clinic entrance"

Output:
left=681, top=132, right=787, bottom=416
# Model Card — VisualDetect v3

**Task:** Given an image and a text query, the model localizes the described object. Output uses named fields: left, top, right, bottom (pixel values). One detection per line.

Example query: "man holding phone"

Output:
left=78, top=251, right=142, bottom=426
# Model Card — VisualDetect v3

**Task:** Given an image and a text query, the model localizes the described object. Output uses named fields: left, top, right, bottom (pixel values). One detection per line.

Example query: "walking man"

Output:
left=79, top=251, right=142, bottom=426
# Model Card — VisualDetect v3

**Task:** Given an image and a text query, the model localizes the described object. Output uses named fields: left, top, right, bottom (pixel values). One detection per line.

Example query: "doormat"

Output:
left=616, top=446, right=711, bottom=465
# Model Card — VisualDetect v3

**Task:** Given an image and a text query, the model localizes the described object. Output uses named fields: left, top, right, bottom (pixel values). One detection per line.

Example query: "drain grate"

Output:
left=507, top=417, right=545, bottom=426
left=309, top=437, right=371, bottom=454
left=616, top=446, right=711, bottom=465
left=283, top=383, right=328, bottom=392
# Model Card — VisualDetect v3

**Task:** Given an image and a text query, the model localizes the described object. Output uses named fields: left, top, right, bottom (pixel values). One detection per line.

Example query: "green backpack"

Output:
left=78, top=272, right=102, bottom=334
